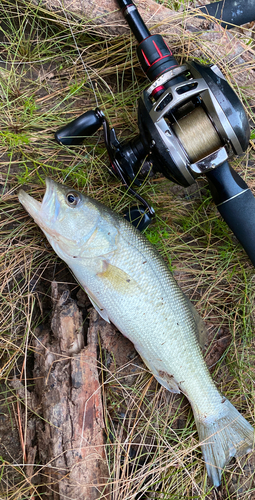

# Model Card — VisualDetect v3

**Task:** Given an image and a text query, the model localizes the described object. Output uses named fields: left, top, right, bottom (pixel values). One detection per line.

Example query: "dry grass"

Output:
left=0, top=0, right=255, bottom=498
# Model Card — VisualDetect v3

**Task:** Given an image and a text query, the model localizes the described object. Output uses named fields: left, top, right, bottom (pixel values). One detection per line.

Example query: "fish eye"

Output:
left=66, top=192, right=80, bottom=206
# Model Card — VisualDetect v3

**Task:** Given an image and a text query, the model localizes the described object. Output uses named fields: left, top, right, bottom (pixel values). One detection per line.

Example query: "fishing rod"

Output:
left=55, top=0, right=255, bottom=267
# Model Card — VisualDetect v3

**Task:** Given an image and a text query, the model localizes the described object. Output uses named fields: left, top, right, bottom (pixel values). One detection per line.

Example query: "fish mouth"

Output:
left=18, top=177, right=56, bottom=226
left=19, top=178, right=80, bottom=252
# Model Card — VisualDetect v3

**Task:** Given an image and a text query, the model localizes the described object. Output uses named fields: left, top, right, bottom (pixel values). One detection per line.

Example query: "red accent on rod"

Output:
left=152, top=40, right=163, bottom=58
left=141, top=50, right=151, bottom=67
left=145, top=54, right=176, bottom=69
left=122, top=3, right=134, bottom=13
left=164, top=40, right=173, bottom=56
left=151, top=85, right=165, bottom=96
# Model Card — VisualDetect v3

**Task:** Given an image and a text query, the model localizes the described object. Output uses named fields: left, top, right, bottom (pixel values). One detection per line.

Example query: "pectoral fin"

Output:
left=97, top=260, right=139, bottom=295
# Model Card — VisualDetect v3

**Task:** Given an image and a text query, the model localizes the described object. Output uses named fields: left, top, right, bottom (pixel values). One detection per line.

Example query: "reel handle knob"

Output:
left=55, top=109, right=104, bottom=146
left=206, top=161, right=255, bottom=266
left=124, top=206, right=153, bottom=231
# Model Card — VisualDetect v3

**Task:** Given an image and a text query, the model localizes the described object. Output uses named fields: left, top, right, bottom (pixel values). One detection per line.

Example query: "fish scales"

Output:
left=18, top=178, right=254, bottom=487
left=67, top=209, right=218, bottom=401
left=80, top=216, right=219, bottom=409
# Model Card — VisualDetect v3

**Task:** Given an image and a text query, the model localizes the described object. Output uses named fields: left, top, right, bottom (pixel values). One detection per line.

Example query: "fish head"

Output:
left=18, top=178, right=118, bottom=261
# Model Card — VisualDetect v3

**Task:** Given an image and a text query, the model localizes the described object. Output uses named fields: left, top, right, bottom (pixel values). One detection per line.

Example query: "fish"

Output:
left=18, top=177, right=254, bottom=487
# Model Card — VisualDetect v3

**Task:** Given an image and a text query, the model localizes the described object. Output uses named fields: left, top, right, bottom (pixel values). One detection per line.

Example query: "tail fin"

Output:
left=194, top=398, right=254, bottom=487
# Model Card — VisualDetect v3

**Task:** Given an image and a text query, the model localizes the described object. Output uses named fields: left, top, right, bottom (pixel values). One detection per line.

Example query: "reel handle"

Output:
left=55, top=109, right=104, bottom=146
left=206, top=161, right=255, bottom=266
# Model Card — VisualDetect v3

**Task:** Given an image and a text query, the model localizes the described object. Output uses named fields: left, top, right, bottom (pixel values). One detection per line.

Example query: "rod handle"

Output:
left=206, top=161, right=255, bottom=266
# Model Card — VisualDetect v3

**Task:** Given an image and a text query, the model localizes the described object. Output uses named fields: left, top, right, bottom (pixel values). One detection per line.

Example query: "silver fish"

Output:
left=19, top=178, right=254, bottom=486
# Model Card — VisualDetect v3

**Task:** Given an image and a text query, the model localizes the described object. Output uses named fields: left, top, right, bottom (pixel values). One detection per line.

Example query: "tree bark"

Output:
left=33, top=282, right=110, bottom=499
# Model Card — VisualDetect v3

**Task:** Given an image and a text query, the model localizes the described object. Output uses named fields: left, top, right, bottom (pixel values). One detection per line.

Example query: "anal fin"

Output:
left=154, top=370, right=180, bottom=394
left=135, top=344, right=180, bottom=394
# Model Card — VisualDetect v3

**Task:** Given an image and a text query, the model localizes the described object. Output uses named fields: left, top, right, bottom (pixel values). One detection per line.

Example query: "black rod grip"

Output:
left=197, top=0, right=255, bottom=29
left=206, top=161, right=255, bottom=267
left=117, top=0, right=178, bottom=81
left=55, top=109, right=104, bottom=146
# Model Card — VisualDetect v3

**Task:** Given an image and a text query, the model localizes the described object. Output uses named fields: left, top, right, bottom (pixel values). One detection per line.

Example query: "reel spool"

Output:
left=172, top=106, right=222, bottom=164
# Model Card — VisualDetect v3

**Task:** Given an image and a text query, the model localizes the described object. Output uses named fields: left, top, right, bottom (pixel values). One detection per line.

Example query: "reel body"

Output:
left=130, top=62, right=250, bottom=187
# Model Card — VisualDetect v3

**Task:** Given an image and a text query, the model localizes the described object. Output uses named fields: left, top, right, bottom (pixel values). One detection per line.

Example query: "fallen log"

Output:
left=37, top=0, right=184, bottom=37
left=32, top=282, right=110, bottom=499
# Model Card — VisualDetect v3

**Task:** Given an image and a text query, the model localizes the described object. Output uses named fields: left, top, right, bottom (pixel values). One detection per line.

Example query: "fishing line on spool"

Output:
left=172, top=107, right=223, bottom=163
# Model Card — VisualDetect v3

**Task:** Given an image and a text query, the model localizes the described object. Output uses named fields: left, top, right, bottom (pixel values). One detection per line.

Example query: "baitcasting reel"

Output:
left=55, top=0, right=255, bottom=267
